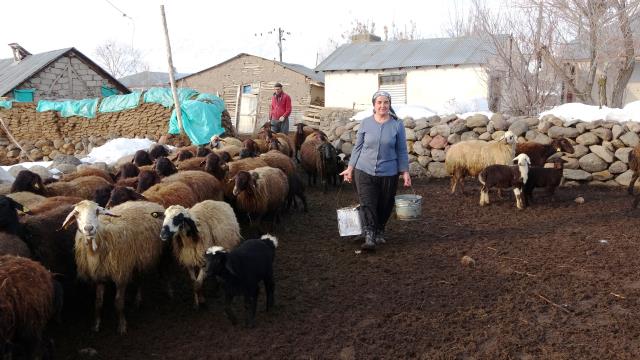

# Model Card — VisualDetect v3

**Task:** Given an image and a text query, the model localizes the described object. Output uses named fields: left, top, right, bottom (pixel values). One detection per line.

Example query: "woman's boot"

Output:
left=361, top=228, right=376, bottom=250
left=375, top=228, right=386, bottom=244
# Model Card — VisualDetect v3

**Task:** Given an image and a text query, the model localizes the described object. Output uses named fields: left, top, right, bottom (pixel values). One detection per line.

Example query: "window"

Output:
left=242, top=85, right=253, bottom=94
left=13, top=89, right=35, bottom=102
left=378, top=73, right=407, bottom=105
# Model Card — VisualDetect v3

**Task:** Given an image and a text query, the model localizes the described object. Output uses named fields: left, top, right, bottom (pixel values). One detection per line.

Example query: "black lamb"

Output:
left=204, top=234, right=278, bottom=328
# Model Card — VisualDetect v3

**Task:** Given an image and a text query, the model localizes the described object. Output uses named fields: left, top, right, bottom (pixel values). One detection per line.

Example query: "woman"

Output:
left=340, top=91, right=411, bottom=250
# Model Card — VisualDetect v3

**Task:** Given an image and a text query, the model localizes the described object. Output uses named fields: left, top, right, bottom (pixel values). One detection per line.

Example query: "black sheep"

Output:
left=10, top=170, right=45, bottom=195
left=132, top=149, right=153, bottom=166
left=205, top=234, right=278, bottom=328
left=0, top=195, right=27, bottom=234
left=149, top=144, right=170, bottom=160
left=116, top=162, right=140, bottom=180
left=155, top=157, right=178, bottom=177
left=286, top=173, right=308, bottom=212
left=523, top=157, right=566, bottom=206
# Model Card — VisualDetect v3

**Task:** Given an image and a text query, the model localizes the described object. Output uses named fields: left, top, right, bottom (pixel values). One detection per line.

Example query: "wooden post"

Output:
left=160, top=5, right=183, bottom=135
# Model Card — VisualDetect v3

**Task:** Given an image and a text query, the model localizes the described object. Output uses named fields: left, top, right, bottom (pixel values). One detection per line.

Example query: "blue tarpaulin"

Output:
left=168, top=99, right=225, bottom=145
left=36, top=99, right=99, bottom=118
left=99, top=92, right=141, bottom=113
left=14, top=89, right=34, bottom=102
left=143, top=87, right=198, bottom=107
left=0, top=100, right=12, bottom=109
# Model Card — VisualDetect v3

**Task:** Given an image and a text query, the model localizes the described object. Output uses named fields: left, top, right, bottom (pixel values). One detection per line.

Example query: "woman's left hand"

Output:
left=402, top=172, right=411, bottom=187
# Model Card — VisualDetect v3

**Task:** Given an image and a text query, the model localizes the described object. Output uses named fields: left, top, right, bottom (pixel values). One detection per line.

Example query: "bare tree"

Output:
left=609, top=0, right=638, bottom=107
left=94, top=40, right=148, bottom=79
left=384, top=20, right=421, bottom=41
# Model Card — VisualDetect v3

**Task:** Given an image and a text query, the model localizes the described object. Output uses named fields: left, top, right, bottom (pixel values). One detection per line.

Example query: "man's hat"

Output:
left=274, top=82, right=282, bottom=88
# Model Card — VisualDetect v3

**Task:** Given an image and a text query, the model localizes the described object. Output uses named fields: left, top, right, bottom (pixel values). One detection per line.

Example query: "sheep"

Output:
left=19, top=204, right=78, bottom=297
left=224, top=158, right=269, bottom=199
left=300, top=138, right=338, bottom=191
left=115, top=176, right=139, bottom=189
left=445, top=131, right=517, bottom=194
left=115, top=162, right=140, bottom=180
left=259, top=150, right=296, bottom=176
left=155, top=157, right=178, bottom=177
left=523, top=157, right=566, bottom=206
left=292, top=123, right=314, bottom=162
left=0, top=255, right=62, bottom=359
left=286, top=173, right=308, bottom=212
left=233, top=167, right=289, bottom=226
left=261, top=128, right=293, bottom=157
left=204, top=234, right=277, bottom=327
left=516, top=137, right=575, bottom=167
left=176, top=157, right=207, bottom=171
left=210, top=135, right=243, bottom=149
left=174, top=149, right=195, bottom=161
left=239, top=139, right=260, bottom=158
left=10, top=170, right=45, bottom=195
left=478, top=153, right=531, bottom=210
left=106, top=182, right=199, bottom=209
left=196, top=146, right=212, bottom=157
left=0, top=195, right=27, bottom=234
left=61, top=200, right=166, bottom=334
left=202, top=153, right=228, bottom=182
left=132, top=149, right=153, bottom=166
left=6, top=191, right=45, bottom=209
left=160, top=200, right=242, bottom=309
left=162, top=170, right=224, bottom=202
left=149, top=144, right=170, bottom=160
left=62, top=167, right=115, bottom=184
left=136, top=169, right=161, bottom=193
left=46, top=175, right=113, bottom=199
left=213, top=144, right=241, bottom=159
left=628, top=144, right=640, bottom=195
left=27, top=196, right=83, bottom=215
left=0, top=233, right=31, bottom=257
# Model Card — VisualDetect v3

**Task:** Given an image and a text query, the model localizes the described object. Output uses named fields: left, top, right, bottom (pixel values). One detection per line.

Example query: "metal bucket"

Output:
left=395, top=194, right=422, bottom=221
left=336, top=205, right=362, bottom=236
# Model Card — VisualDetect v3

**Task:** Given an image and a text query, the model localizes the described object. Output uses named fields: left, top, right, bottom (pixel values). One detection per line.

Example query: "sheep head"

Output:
left=149, top=144, right=169, bottom=160
left=204, top=246, right=228, bottom=278
left=196, top=146, right=212, bottom=157
left=62, top=200, right=119, bottom=251
left=106, top=186, right=147, bottom=208
left=210, top=135, right=222, bottom=149
left=160, top=205, right=199, bottom=242
left=132, top=150, right=153, bottom=167
left=552, top=138, right=575, bottom=154
left=11, top=170, right=45, bottom=195
left=233, top=171, right=258, bottom=196
left=136, top=170, right=161, bottom=192
left=0, top=195, right=28, bottom=234
left=155, top=157, right=177, bottom=177
left=512, top=154, right=531, bottom=184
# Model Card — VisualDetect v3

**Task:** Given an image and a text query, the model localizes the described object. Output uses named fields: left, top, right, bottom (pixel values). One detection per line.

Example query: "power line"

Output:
left=103, top=0, right=133, bottom=20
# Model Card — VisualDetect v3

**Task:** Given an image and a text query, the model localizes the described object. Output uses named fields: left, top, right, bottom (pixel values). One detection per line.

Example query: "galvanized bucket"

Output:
left=395, top=194, right=422, bottom=221
left=337, top=205, right=362, bottom=236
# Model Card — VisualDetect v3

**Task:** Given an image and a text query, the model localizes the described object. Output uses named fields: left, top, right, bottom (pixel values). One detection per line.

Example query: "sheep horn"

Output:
left=61, top=210, right=78, bottom=230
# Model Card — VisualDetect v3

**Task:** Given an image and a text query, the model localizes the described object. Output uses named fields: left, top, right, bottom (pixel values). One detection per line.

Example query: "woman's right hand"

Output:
left=340, top=166, right=354, bottom=183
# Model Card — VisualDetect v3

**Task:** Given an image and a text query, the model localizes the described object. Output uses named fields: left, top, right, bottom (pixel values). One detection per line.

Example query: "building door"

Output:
left=237, top=84, right=259, bottom=134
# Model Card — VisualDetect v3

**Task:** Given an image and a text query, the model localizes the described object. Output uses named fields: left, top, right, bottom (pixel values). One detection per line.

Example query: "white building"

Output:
left=315, top=36, right=499, bottom=112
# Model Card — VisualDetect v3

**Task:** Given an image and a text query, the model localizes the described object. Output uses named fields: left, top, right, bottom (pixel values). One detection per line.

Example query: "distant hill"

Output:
left=118, top=71, right=191, bottom=90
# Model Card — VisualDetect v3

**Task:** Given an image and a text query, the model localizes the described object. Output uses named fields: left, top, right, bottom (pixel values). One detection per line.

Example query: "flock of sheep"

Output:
left=5, top=119, right=640, bottom=358
left=0, top=123, right=343, bottom=359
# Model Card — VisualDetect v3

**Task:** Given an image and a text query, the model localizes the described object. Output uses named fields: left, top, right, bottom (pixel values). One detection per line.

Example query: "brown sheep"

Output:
left=628, top=144, right=640, bottom=195
left=28, top=196, right=83, bottom=215
left=233, top=167, right=289, bottom=226
left=515, top=137, right=575, bottom=167
left=149, top=144, right=170, bottom=160
left=62, top=167, right=115, bottom=184
left=0, top=233, right=31, bottom=257
left=136, top=170, right=161, bottom=193
left=176, top=157, right=207, bottom=171
left=259, top=150, right=296, bottom=176
left=155, top=157, right=178, bottom=177
left=115, top=163, right=139, bottom=180
left=225, top=158, right=269, bottom=198
left=46, top=176, right=113, bottom=199
left=6, top=191, right=46, bottom=209
left=132, top=149, right=153, bottom=166
left=202, top=153, right=228, bottom=182
left=0, top=255, right=61, bottom=359
left=291, top=123, right=314, bottom=162
left=162, top=171, right=224, bottom=202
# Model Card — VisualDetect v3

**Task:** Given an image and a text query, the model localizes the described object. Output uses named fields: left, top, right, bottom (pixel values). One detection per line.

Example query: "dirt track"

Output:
left=51, top=178, right=640, bottom=359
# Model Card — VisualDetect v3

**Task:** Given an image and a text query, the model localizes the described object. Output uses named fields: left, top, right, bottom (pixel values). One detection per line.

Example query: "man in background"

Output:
left=270, top=82, right=291, bottom=134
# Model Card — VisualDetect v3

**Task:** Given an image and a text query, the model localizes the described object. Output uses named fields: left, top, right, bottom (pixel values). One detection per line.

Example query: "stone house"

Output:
left=0, top=43, right=129, bottom=102
left=315, top=35, right=499, bottom=112
left=176, top=53, right=324, bottom=134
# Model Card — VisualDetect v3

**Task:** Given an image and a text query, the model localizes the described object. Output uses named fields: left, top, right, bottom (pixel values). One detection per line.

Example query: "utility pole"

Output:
left=256, top=27, right=291, bottom=62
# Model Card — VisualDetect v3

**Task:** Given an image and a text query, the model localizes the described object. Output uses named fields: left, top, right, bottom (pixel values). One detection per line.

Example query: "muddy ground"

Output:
left=49, top=178, right=640, bottom=359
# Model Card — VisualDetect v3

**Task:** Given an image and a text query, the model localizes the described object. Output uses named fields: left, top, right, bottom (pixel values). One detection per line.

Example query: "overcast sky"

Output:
left=1, top=0, right=496, bottom=75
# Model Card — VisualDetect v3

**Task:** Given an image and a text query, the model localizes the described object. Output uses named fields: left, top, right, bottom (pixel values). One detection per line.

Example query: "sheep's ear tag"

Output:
left=151, top=211, right=163, bottom=218
left=17, top=206, right=31, bottom=215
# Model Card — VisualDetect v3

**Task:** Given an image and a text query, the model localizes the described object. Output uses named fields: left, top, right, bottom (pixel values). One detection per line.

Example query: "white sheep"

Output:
left=160, top=200, right=241, bottom=309
left=445, top=131, right=517, bottom=194
left=61, top=200, right=165, bottom=334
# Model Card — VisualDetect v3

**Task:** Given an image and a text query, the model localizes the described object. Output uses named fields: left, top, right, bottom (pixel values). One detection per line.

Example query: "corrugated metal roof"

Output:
left=279, top=62, right=324, bottom=83
left=119, top=71, right=191, bottom=88
left=315, top=36, right=498, bottom=71
left=0, top=48, right=71, bottom=96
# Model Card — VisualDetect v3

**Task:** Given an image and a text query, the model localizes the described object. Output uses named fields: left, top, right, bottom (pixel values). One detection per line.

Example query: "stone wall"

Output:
left=325, top=113, right=640, bottom=187
left=0, top=102, right=171, bottom=165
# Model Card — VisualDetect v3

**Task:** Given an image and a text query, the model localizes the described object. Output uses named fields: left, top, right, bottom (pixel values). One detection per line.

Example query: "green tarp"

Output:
left=0, top=100, right=12, bottom=109
left=14, top=89, right=34, bottom=102
left=169, top=100, right=225, bottom=145
left=99, top=92, right=141, bottom=113
left=36, top=99, right=99, bottom=119
left=143, top=87, right=198, bottom=108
